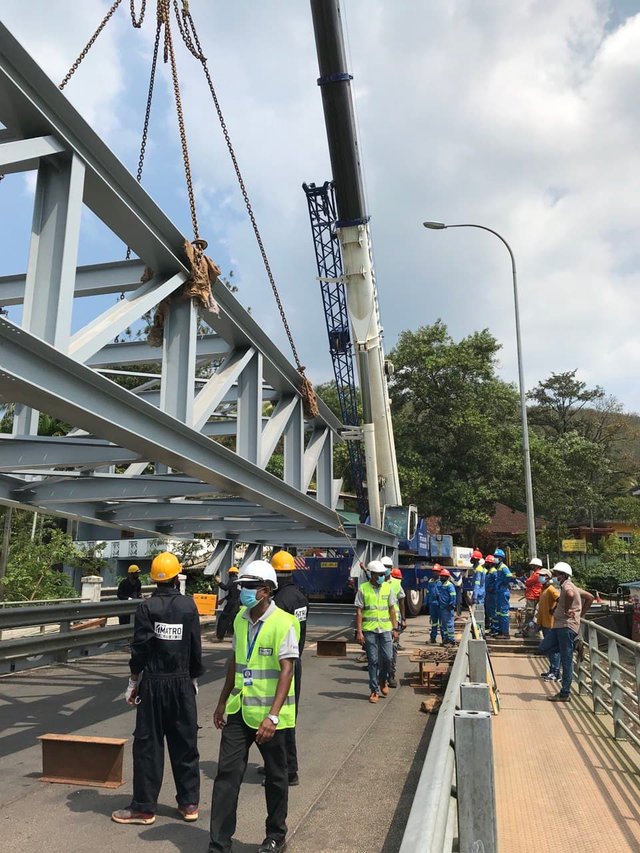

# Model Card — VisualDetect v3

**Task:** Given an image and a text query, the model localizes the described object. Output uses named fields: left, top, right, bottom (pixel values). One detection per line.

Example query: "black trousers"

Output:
left=216, top=606, right=238, bottom=641
left=284, top=657, right=302, bottom=775
left=131, top=674, right=200, bottom=813
left=208, top=712, right=289, bottom=853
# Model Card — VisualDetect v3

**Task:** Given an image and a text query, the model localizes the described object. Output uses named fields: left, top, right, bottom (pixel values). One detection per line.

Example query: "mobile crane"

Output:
left=296, top=0, right=471, bottom=616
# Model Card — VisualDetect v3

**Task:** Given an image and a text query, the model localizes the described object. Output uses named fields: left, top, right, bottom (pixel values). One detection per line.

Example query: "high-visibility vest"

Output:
left=390, top=577, right=403, bottom=619
left=360, top=581, right=393, bottom=632
left=226, top=606, right=300, bottom=730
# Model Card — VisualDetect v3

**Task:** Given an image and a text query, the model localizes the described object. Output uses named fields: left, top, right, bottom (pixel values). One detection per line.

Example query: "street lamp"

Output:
left=422, top=220, right=537, bottom=558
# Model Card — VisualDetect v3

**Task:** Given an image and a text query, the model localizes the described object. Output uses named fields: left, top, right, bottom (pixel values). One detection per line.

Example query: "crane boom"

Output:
left=309, top=0, right=402, bottom=526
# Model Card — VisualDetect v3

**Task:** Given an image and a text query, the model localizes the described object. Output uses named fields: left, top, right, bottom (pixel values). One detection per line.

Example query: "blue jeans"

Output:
left=364, top=631, right=393, bottom=694
left=429, top=603, right=441, bottom=641
left=538, top=627, right=576, bottom=696
left=539, top=627, right=560, bottom=676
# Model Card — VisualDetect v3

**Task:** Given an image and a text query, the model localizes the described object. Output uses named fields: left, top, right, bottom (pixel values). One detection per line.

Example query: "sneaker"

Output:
left=177, top=804, right=199, bottom=821
left=542, top=673, right=559, bottom=682
left=356, top=653, right=368, bottom=663
left=369, top=692, right=379, bottom=703
left=380, top=682, right=389, bottom=696
left=548, top=693, right=571, bottom=703
left=539, top=671, right=551, bottom=678
left=258, top=839, right=286, bottom=853
left=388, top=678, right=397, bottom=688
left=111, top=808, right=155, bottom=825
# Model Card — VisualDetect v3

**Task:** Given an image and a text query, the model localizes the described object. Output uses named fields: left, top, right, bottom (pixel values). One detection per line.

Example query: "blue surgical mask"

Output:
left=240, top=588, right=259, bottom=609
left=551, top=578, right=560, bottom=587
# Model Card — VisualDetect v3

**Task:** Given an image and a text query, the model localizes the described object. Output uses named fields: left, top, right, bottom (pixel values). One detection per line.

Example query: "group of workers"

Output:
left=111, top=549, right=308, bottom=853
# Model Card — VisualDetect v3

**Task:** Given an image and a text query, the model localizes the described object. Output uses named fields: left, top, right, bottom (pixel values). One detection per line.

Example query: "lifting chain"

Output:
left=59, top=0, right=124, bottom=90
left=129, top=0, right=147, bottom=28
left=125, top=15, right=162, bottom=260
left=177, top=3, right=307, bottom=377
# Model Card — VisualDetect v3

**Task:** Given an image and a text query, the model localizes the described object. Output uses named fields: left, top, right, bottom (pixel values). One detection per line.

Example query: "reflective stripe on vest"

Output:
left=226, top=606, right=300, bottom=729
left=361, top=581, right=393, bottom=632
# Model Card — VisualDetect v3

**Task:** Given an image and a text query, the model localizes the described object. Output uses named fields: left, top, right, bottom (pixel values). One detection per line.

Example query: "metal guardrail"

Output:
left=0, top=599, right=140, bottom=674
left=0, top=596, right=82, bottom=608
left=576, top=617, right=640, bottom=753
left=399, top=621, right=474, bottom=853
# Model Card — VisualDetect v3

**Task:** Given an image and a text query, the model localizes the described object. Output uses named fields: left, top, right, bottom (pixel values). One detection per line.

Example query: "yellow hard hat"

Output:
left=150, top=552, right=181, bottom=582
left=228, top=566, right=239, bottom=574
left=128, top=564, right=140, bottom=573
left=271, top=550, right=296, bottom=572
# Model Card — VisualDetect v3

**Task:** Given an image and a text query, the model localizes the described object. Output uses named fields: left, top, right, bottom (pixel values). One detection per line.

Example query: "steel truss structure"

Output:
left=0, top=23, right=395, bottom=574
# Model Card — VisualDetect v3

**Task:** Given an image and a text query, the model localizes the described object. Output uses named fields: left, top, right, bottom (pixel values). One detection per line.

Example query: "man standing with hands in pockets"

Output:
left=208, top=560, right=300, bottom=853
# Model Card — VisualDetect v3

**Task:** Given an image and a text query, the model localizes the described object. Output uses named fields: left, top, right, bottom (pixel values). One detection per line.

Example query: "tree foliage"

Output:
left=387, top=322, right=522, bottom=534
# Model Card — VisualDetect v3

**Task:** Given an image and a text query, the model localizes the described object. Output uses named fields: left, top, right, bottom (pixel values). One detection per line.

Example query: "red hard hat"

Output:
left=439, top=569, right=451, bottom=578
left=472, top=549, right=483, bottom=560
left=485, top=555, right=495, bottom=564
left=432, top=563, right=442, bottom=573
left=391, top=568, right=403, bottom=579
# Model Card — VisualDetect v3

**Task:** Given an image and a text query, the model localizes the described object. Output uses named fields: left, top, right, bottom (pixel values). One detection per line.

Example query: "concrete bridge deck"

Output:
left=493, top=652, right=640, bottom=853
left=0, top=618, right=433, bottom=853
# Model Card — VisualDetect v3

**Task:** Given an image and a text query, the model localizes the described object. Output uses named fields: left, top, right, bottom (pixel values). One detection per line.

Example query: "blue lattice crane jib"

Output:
left=303, top=180, right=368, bottom=521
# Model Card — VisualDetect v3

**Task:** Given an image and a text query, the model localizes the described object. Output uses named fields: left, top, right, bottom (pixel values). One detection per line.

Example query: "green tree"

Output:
left=2, top=527, right=78, bottom=601
left=387, top=321, right=522, bottom=537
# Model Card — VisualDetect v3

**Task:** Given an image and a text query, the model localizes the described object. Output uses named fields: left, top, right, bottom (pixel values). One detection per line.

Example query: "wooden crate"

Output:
left=39, top=734, right=127, bottom=788
left=316, top=639, right=347, bottom=657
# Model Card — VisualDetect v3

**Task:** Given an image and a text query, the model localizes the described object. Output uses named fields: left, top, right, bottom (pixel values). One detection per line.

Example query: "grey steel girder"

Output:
left=9, top=473, right=221, bottom=503
left=0, top=436, right=140, bottom=471
left=0, top=259, right=148, bottom=306
left=0, top=320, right=341, bottom=532
left=0, top=134, right=65, bottom=173
left=86, top=335, right=229, bottom=369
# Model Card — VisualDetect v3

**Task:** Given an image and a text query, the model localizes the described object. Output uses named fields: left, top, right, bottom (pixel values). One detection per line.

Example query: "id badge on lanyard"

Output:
left=244, top=622, right=263, bottom=687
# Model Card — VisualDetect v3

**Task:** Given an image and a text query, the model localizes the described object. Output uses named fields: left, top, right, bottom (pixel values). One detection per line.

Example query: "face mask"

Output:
left=551, top=578, right=561, bottom=587
left=373, top=574, right=385, bottom=584
left=240, top=588, right=260, bottom=608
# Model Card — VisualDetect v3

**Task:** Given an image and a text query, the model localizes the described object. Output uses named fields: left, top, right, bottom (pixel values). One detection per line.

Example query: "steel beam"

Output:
left=0, top=259, right=148, bottom=306
left=192, top=348, right=255, bottom=431
left=69, top=272, right=187, bottom=364
left=261, top=396, right=297, bottom=468
left=0, top=436, right=139, bottom=471
left=284, top=398, right=304, bottom=490
left=86, top=334, right=228, bottom=369
left=96, top=500, right=278, bottom=523
left=317, top=429, right=333, bottom=507
left=0, top=22, right=189, bottom=274
left=11, top=473, right=219, bottom=503
left=236, top=351, right=263, bottom=464
left=14, top=153, right=85, bottom=435
left=303, top=429, right=329, bottom=492
left=0, top=321, right=342, bottom=533
left=0, top=134, right=65, bottom=173
left=161, top=296, right=197, bottom=425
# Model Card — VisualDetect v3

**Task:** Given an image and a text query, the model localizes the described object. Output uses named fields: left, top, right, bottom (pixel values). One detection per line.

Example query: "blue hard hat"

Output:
left=494, top=548, right=505, bottom=559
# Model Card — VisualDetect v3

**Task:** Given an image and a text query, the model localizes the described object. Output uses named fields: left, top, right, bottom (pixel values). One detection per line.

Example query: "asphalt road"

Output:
left=0, top=616, right=434, bottom=853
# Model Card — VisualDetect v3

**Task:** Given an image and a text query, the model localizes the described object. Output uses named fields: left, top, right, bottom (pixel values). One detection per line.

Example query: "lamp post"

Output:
left=422, top=221, right=537, bottom=558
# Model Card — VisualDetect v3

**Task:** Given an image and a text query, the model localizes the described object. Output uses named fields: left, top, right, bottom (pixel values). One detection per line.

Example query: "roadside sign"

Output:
left=561, top=539, right=587, bottom=553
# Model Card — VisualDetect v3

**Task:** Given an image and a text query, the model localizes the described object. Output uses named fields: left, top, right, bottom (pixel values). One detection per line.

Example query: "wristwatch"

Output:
left=267, top=714, right=279, bottom=726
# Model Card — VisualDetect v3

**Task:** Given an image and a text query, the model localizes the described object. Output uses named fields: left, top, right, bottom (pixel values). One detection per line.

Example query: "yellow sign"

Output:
left=561, top=539, right=587, bottom=553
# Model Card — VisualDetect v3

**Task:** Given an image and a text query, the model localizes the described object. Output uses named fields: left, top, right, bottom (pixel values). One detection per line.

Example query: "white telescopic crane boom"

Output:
left=310, top=0, right=402, bottom=526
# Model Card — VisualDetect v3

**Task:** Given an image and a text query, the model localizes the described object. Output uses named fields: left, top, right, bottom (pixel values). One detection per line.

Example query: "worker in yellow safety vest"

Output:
left=209, top=560, right=300, bottom=853
left=355, top=560, right=399, bottom=704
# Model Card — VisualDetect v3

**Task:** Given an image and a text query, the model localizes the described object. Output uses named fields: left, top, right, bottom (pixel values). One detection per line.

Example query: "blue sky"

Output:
left=2, top=1, right=640, bottom=411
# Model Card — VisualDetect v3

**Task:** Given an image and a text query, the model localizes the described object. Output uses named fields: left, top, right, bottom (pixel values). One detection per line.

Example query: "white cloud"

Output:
left=2, top=0, right=640, bottom=414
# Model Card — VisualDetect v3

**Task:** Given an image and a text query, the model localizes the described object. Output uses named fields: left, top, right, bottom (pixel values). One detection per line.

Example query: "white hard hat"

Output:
left=552, top=561, right=572, bottom=577
left=538, top=569, right=551, bottom=577
left=529, top=557, right=543, bottom=567
left=238, top=560, right=278, bottom=589
left=381, top=556, right=394, bottom=568
left=367, top=560, right=387, bottom=575
left=478, top=558, right=485, bottom=566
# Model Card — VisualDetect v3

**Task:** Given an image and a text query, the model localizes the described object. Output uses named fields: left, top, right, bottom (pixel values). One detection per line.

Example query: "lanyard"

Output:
left=246, top=621, right=263, bottom=666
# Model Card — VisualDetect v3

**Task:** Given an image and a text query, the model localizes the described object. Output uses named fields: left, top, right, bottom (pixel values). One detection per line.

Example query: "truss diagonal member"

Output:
left=192, top=347, right=255, bottom=431
left=0, top=135, right=65, bottom=173
left=0, top=320, right=341, bottom=533
left=69, top=271, right=187, bottom=363
left=303, top=428, right=329, bottom=493
left=260, top=396, right=298, bottom=469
